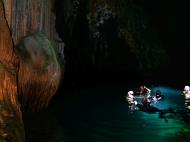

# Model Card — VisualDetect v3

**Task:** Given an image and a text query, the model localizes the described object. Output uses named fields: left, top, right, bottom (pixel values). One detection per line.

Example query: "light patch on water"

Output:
left=151, top=86, right=184, bottom=110
left=127, top=86, right=189, bottom=141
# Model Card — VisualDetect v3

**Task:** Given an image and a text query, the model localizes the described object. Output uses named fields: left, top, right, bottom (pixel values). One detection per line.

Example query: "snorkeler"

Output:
left=182, top=86, right=190, bottom=115
left=154, top=90, right=164, bottom=102
left=141, top=95, right=152, bottom=110
left=183, top=86, right=190, bottom=95
left=126, top=91, right=138, bottom=111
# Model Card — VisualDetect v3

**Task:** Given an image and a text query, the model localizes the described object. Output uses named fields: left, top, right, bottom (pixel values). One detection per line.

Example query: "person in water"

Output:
left=138, top=86, right=151, bottom=110
left=156, top=90, right=161, bottom=100
left=155, top=90, right=164, bottom=101
left=139, top=85, right=151, bottom=96
left=141, top=95, right=152, bottom=110
left=183, top=86, right=190, bottom=95
left=182, top=86, right=190, bottom=114
left=126, top=91, right=138, bottom=111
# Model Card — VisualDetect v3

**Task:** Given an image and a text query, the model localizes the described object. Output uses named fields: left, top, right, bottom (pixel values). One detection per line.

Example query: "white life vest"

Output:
left=185, top=93, right=190, bottom=100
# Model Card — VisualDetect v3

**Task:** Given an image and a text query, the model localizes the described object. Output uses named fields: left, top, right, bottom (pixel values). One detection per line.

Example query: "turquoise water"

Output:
left=25, top=85, right=190, bottom=142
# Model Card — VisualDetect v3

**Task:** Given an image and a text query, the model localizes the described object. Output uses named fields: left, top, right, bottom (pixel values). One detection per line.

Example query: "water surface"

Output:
left=25, top=85, right=190, bottom=142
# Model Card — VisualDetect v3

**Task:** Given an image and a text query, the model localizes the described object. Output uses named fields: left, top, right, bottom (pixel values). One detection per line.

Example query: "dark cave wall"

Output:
left=131, top=0, right=190, bottom=84
left=55, top=0, right=190, bottom=83
left=144, top=0, right=190, bottom=77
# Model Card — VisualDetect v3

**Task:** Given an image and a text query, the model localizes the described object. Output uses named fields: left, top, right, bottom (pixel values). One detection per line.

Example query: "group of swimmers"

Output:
left=126, top=85, right=164, bottom=111
left=126, top=85, right=190, bottom=115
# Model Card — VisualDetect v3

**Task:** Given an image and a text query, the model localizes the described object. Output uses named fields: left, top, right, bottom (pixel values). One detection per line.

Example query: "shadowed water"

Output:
left=24, top=85, right=190, bottom=142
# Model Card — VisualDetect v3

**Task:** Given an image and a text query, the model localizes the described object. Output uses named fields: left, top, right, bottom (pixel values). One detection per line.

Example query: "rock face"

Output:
left=0, top=0, right=25, bottom=141
left=0, top=0, right=62, bottom=141
left=2, top=0, right=55, bottom=44
left=54, top=0, right=80, bottom=45
left=17, top=32, right=61, bottom=111
left=2, top=0, right=65, bottom=69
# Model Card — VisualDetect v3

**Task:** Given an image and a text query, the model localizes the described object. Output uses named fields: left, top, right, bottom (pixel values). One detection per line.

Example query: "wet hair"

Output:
left=156, top=90, right=161, bottom=95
